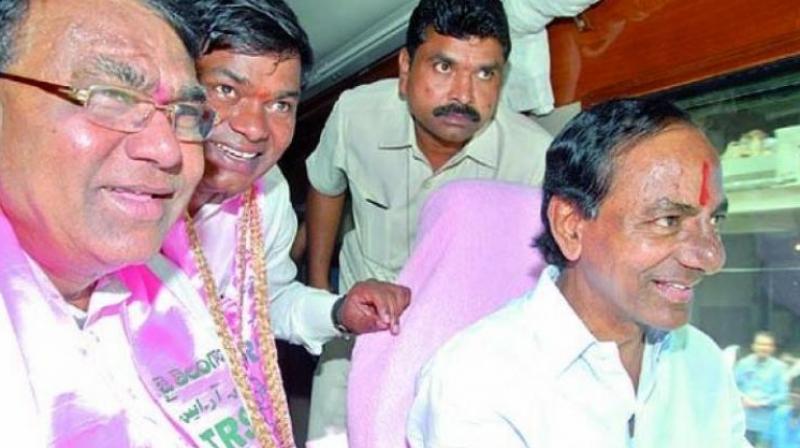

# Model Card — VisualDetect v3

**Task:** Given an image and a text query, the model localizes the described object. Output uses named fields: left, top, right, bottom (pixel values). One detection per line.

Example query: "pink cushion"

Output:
left=347, top=179, right=546, bottom=447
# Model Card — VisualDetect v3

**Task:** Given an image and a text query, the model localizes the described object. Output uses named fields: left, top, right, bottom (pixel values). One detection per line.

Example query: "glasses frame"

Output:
left=0, top=71, right=214, bottom=142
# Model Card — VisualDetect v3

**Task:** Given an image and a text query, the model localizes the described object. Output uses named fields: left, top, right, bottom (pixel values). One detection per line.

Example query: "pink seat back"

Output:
left=347, top=179, right=546, bottom=447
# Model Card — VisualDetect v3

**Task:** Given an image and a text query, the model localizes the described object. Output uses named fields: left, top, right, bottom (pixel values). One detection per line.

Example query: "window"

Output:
left=655, top=57, right=800, bottom=374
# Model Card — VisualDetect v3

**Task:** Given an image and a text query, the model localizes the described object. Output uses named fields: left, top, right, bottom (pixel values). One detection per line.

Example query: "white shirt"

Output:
left=407, top=266, right=749, bottom=448
left=0, top=252, right=193, bottom=446
left=501, top=0, right=600, bottom=113
left=162, top=167, right=339, bottom=355
left=0, top=204, right=266, bottom=446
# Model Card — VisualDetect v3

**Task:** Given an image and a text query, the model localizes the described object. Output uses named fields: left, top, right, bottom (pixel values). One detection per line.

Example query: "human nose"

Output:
left=449, top=71, right=475, bottom=105
left=227, top=99, right=269, bottom=142
left=677, top=223, right=726, bottom=275
left=124, top=109, right=184, bottom=171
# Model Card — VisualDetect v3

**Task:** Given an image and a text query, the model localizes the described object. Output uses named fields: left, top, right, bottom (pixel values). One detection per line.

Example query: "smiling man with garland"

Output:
left=158, top=1, right=412, bottom=446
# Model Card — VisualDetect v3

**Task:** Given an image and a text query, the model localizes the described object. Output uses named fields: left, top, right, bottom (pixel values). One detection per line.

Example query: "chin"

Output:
left=98, top=226, right=168, bottom=266
left=651, top=314, right=690, bottom=331
left=200, top=176, right=250, bottom=197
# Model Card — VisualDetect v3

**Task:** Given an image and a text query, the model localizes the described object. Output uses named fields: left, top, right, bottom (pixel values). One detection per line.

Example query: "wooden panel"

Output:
left=286, top=0, right=800, bottom=201
left=549, top=0, right=800, bottom=106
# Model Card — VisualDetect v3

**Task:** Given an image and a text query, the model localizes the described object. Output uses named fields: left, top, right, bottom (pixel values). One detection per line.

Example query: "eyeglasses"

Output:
left=0, top=72, right=216, bottom=143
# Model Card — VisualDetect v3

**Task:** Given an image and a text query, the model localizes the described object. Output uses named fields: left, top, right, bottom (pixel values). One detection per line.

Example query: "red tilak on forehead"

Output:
left=153, top=82, right=170, bottom=105
left=699, top=160, right=710, bottom=206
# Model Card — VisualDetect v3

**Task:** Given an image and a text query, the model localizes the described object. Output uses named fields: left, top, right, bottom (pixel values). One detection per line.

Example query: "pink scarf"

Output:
left=117, top=259, right=262, bottom=446
left=348, top=180, right=546, bottom=447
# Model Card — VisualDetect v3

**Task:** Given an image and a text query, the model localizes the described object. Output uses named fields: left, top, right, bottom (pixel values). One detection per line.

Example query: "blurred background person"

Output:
left=736, top=331, right=789, bottom=446
left=764, top=375, right=800, bottom=448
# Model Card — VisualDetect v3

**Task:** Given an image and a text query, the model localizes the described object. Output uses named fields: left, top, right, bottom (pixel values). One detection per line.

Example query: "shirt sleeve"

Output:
left=262, top=172, right=340, bottom=355
left=734, top=359, right=748, bottom=392
left=503, top=0, right=599, bottom=35
left=528, top=136, right=549, bottom=186
left=406, top=357, right=526, bottom=448
left=305, top=96, right=349, bottom=196
left=767, top=363, right=789, bottom=406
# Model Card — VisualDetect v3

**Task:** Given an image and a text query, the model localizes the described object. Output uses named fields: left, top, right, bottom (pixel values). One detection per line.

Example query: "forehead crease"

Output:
left=61, top=23, right=159, bottom=88
left=613, top=152, right=681, bottom=199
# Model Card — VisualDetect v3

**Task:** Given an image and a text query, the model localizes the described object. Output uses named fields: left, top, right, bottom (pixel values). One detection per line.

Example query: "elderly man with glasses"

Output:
left=0, top=0, right=277, bottom=446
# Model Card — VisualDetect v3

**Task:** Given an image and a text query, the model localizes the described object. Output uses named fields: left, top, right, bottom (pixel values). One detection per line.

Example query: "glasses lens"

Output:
left=85, top=87, right=152, bottom=132
left=172, top=103, right=216, bottom=143
left=84, top=86, right=215, bottom=143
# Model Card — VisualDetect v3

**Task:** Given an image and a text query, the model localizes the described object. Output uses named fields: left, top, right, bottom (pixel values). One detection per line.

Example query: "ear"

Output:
left=398, top=48, right=411, bottom=99
left=547, top=196, right=586, bottom=263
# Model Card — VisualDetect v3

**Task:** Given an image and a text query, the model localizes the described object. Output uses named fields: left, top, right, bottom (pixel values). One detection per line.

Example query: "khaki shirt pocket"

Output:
left=349, top=178, right=409, bottom=274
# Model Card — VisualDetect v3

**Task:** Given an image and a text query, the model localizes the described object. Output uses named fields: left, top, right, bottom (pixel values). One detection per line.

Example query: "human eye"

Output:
left=86, top=87, right=142, bottom=119
left=90, top=87, right=139, bottom=108
left=654, top=215, right=681, bottom=229
left=710, top=212, right=727, bottom=230
left=81, top=86, right=152, bottom=131
left=171, top=103, right=214, bottom=142
left=433, top=60, right=451, bottom=74
left=211, top=84, right=238, bottom=102
left=266, top=100, right=294, bottom=114
left=476, top=68, right=496, bottom=80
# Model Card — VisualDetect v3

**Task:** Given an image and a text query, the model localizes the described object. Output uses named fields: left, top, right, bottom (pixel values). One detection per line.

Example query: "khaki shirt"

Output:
left=306, top=78, right=551, bottom=291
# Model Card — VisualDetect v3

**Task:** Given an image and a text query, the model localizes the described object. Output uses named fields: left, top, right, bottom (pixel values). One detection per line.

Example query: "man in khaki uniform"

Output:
left=303, top=0, right=552, bottom=437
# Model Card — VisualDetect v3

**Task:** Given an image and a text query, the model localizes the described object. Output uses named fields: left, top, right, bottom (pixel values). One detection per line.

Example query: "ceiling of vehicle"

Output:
left=285, top=0, right=416, bottom=99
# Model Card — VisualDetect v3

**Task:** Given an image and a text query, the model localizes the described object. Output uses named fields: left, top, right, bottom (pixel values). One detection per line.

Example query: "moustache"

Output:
left=432, top=103, right=480, bottom=123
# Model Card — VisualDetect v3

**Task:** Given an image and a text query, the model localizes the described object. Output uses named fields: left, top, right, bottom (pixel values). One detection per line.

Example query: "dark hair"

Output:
left=200, top=0, right=313, bottom=82
left=535, top=98, right=696, bottom=268
left=406, top=0, right=510, bottom=61
left=790, top=374, right=800, bottom=392
left=142, top=0, right=205, bottom=58
left=0, top=0, right=203, bottom=70
left=0, top=0, right=28, bottom=69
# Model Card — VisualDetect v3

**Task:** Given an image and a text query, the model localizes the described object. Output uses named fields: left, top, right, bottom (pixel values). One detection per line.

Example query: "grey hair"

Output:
left=0, top=0, right=203, bottom=70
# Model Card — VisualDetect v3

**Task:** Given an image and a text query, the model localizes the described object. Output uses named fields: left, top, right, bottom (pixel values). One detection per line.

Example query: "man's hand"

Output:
left=338, top=279, right=411, bottom=335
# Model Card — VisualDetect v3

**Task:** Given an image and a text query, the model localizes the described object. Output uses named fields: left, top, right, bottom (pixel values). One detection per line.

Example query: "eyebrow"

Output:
left=206, top=67, right=300, bottom=100
left=90, top=55, right=152, bottom=91
left=646, top=197, right=729, bottom=216
left=90, top=55, right=205, bottom=103
left=478, top=62, right=502, bottom=73
left=430, top=53, right=455, bottom=65
left=274, top=90, right=301, bottom=101
left=429, top=51, right=503, bottom=71
left=647, top=199, right=698, bottom=216
left=212, top=67, right=250, bottom=86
